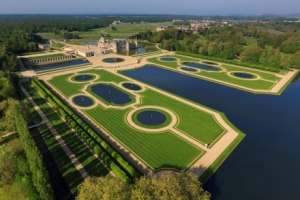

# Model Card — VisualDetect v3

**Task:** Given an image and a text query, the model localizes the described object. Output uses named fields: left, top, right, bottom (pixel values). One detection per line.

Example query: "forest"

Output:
left=133, top=23, right=300, bottom=70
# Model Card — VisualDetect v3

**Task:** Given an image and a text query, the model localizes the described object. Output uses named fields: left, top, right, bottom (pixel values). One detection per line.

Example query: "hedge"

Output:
left=14, top=106, right=54, bottom=199
left=31, top=78, right=139, bottom=181
left=176, top=51, right=281, bottom=73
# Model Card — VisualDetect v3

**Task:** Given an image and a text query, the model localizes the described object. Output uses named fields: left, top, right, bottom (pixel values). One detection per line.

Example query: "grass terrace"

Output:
left=84, top=106, right=204, bottom=170
left=148, top=55, right=281, bottom=91
left=45, top=69, right=230, bottom=171
left=25, top=53, right=66, bottom=60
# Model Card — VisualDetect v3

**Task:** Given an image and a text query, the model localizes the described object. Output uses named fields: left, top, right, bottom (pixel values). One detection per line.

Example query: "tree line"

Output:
left=133, top=24, right=300, bottom=70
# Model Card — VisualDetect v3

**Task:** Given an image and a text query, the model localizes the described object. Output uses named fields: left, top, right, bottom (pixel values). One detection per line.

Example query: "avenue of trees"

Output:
left=76, top=172, right=210, bottom=200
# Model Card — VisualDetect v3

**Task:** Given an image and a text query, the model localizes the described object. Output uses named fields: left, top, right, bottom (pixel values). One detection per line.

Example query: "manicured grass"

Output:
left=66, top=41, right=84, bottom=46
left=36, top=63, right=91, bottom=75
left=22, top=82, right=109, bottom=194
left=131, top=108, right=172, bottom=129
left=77, top=22, right=172, bottom=39
left=148, top=56, right=279, bottom=91
left=84, top=106, right=203, bottom=170
left=140, top=90, right=225, bottom=145
left=198, top=71, right=275, bottom=90
left=25, top=53, right=65, bottom=60
left=87, top=83, right=136, bottom=106
left=78, top=69, right=127, bottom=83
left=221, top=64, right=280, bottom=81
left=37, top=33, right=64, bottom=40
left=50, top=43, right=65, bottom=49
left=48, top=73, right=86, bottom=97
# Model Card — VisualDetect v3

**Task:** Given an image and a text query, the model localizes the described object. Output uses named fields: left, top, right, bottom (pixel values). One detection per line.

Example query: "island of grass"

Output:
left=148, top=55, right=289, bottom=93
left=24, top=53, right=66, bottom=60
left=45, top=69, right=243, bottom=173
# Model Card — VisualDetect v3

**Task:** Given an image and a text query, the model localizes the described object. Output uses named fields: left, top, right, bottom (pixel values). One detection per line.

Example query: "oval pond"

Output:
left=183, top=62, right=220, bottom=71
left=233, top=72, right=254, bottom=79
left=73, top=95, right=94, bottom=107
left=122, top=83, right=142, bottom=91
left=102, top=58, right=124, bottom=63
left=137, top=110, right=167, bottom=126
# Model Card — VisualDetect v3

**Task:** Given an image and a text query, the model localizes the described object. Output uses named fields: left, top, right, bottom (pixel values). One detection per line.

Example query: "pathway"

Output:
left=20, top=82, right=90, bottom=179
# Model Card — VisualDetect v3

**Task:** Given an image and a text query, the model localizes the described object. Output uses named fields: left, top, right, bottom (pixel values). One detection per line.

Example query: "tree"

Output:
left=0, top=144, right=17, bottom=186
left=76, top=175, right=130, bottom=200
left=131, top=172, right=210, bottom=200
left=290, top=51, right=300, bottom=69
left=76, top=172, right=210, bottom=200
left=111, top=26, right=117, bottom=31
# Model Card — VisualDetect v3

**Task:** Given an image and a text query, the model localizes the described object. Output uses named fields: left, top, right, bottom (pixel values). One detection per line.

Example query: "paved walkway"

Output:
left=20, top=82, right=90, bottom=179
left=18, top=50, right=298, bottom=178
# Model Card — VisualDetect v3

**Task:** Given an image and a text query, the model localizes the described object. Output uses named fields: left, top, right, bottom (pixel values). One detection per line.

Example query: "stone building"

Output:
left=98, top=37, right=138, bottom=53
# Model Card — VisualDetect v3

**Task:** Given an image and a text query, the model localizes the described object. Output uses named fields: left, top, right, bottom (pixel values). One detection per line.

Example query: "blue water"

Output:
left=83, top=41, right=98, bottom=46
left=102, top=58, right=124, bottom=63
left=183, top=62, right=220, bottom=71
left=161, top=57, right=177, bottom=61
left=121, top=65, right=300, bottom=200
left=122, top=83, right=141, bottom=91
left=180, top=67, right=198, bottom=72
left=203, top=61, right=218, bottom=65
left=234, top=72, right=254, bottom=79
left=137, top=110, right=167, bottom=126
left=117, top=46, right=158, bottom=56
left=74, top=75, right=93, bottom=81
left=91, top=84, right=132, bottom=105
left=73, top=95, right=93, bottom=107
left=33, top=59, right=89, bottom=72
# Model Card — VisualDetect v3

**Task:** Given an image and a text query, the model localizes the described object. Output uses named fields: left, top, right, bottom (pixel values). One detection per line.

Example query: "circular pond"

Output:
left=233, top=72, right=254, bottom=79
left=183, top=62, right=220, bottom=71
left=180, top=67, right=198, bottom=72
left=102, top=58, right=124, bottom=63
left=73, top=74, right=94, bottom=81
left=73, top=95, right=94, bottom=107
left=202, top=61, right=218, bottom=65
left=160, top=57, right=177, bottom=62
left=122, top=83, right=142, bottom=91
left=137, top=110, right=167, bottom=126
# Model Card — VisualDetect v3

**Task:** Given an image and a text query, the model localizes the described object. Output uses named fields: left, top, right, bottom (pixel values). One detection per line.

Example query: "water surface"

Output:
left=137, top=110, right=167, bottom=126
left=121, top=65, right=300, bottom=200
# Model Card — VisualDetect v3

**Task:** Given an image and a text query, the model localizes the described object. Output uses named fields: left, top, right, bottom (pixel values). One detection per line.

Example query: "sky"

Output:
left=0, top=0, right=299, bottom=15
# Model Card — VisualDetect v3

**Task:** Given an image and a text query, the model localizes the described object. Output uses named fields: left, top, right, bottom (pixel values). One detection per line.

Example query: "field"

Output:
left=76, top=22, right=172, bottom=40
left=148, top=55, right=281, bottom=91
left=46, top=68, right=227, bottom=170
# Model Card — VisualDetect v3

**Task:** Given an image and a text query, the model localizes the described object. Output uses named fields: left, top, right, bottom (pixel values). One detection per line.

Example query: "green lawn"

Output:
left=246, top=37, right=257, bottom=46
left=22, top=82, right=109, bottom=195
left=50, top=43, right=65, bottom=49
left=66, top=41, right=84, bottom=46
left=140, top=90, right=225, bottom=145
left=77, top=22, right=172, bottom=40
left=46, top=69, right=231, bottom=170
left=48, top=74, right=86, bottom=98
left=148, top=55, right=279, bottom=91
left=25, top=53, right=65, bottom=60
left=87, top=83, right=136, bottom=106
left=84, top=106, right=203, bottom=170
left=78, top=69, right=127, bottom=83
